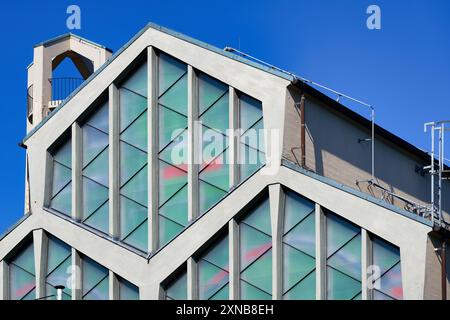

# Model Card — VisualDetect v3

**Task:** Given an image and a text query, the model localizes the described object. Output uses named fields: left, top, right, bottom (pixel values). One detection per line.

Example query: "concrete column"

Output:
left=315, top=203, right=326, bottom=300
left=71, top=249, right=81, bottom=300
left=188, top=65, right=199, bottom=221
left=187, top=257, right=198, bottom=300
left=72, top=123, right=82, bottom=221
left=148, top=47, right=159, bottom=251
left=43, top=152, right=53, bottom=208
left=229, top=87, right=239, bottom=187
left=33, top=229, right=47, bottom=299
left=229, top=219, right=239, bottom=299
left=109, top=83, right=120, bottom=238
left=0, top=260, right=8, bottom=300
left=361, top=229, right=371, bottom=300
left=269, top=184, right=283, bottom=299
left=109, top=271, right=119, bottom=300
left=139, top=283, right=162, bottom=300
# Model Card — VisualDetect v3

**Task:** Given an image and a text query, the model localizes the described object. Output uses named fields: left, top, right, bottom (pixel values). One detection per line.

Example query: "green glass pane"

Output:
left=239, top=94, right=262, bottom=132
left=326, top=213, right=360, bottom=258
left=328, top=234, right=361, bottom=280
left=210, top=283, right=229, bottom=300
left=202, top=235, right=229, bottom=271
left=121, top=110, right=147, bottom=152
left=240, top=144, right=265, bottom=181
left=166, top=271, right=187, bottom=300
left=52, top=162, right=72, bottom=196
left=53, top=139, right=72, bottom=168
left=240, top=118, right=264, bottom=152
left=198, top=73, right=228, bottom=115
left=158, top=105, right=187, bottom=151
left=159, top=130, right=188, bottom=169
left=84, top=201, right=109, bottom=234
left=9, top=265, right=35, bottom=300
left=283, top=212, right=315, bottom=257
left=241, top=197, right=271, bottom=235
left=83, top=147, right=109, bottom=187
left=121, top=165, right=147, bottom=207
left=50, top=182, right=72, bottom=216
left=120, top=141, right=147, bottom=186
left=87, top=101, right=109, bottom=133
left=119, top=88, right=147, bottom=132
left=199, top=180, right=227, bottom=215
left=159, top=185, right=188, bottom=226
left=21, top=287, right=36, bottom=300
left=82, top=178, right=108, bottom=218
left=159, top=215, right=184, bottom=246
left=83, top=276, right=109, bottom=300
left=240, top=281, right=271, bottom=300
left=159, top=53, right=186, bottom=96
left=159, top=74, right=187, bottom=116
left=120, top=196, right=147, bottom=240
left=352, top=292, right=362, bottom=300
left=11, top=242, right=35, bottom=275
left=82, top=256, right=108, bottom=296
left=119, top=278, right=139, bottom=300
left=240, top=223, right=272, bottom=270
left=326, top=266, right=361, bottom=300
left=283, top=270, right=316, bottom=300
left=241, top=249, right=272, bottom=294
left=82, top=125, right=108, bottom=167
left=46, top=256, right=71, bottom=295
left=284, top=191, right=315, bottom=233
left=373, top=237, right=400, bottom=277
left=47, top=236, right=71, bottom=275
left=283, top=244, right=315, bottom=293
left=201, top=129, right=228, bottom=169
left=159, top=160, right=187, bottom=205
left=121, top=61, right=148, bottom=98
left=199, top=260, right=229, bottom=300
left=199, top=148, right=229, bottom=191
left=123, top=220, right=148, bottom=252
left=378, top=263, right=402, bottom=300
left=200, top=93, right=229, bottom=134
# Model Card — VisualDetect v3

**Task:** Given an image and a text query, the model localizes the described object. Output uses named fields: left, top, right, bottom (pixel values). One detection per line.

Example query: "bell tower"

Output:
left=26, top=33, right=112, bottom=132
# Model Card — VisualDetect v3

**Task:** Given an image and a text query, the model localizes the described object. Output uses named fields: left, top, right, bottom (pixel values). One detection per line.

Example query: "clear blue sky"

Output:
left=0, top=0, right=449, bottom=234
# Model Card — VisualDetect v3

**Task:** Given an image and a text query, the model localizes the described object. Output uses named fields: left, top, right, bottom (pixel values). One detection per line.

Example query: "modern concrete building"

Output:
left=0, top=23, right=448, bottom=301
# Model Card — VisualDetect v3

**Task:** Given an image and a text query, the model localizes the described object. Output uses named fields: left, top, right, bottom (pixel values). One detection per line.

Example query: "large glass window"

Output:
left=239, top=94, right=265, bottom=182
left=165, top=270, right=187, bottom=300
left=118, top=277, right=139, bottom=300
left=49, top=137, right=72, bottom=216
left=282, top=191, right=316, bottom=299
left=81, top=101, right=109, bottom=234
left=326, top=212, right=361, bottom=300
left=198, top=234, right=229, bottom=300
left=119, top=61, right=148, bottom=252
left=371, top=236, right=402, bottom=300
left=8, top=240, right=36, bottom=300
left=82, top=255, right=109, bottom=300
left=239, top=196, right=272, bottom=299
left=158, top=53, right=188, bottom=246
left=198, top=73, right=230, bottom=215
left=45, top=235, right=72, bottom=300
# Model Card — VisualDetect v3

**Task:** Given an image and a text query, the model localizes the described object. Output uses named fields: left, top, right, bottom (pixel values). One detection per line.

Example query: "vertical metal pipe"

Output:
left=371, top=108, right=375, bottom=180
left=299, top=95, right=306, bottom=168
left=442, top=240, right=447, bottom=301
left=431, top=124, right=435, bottom=225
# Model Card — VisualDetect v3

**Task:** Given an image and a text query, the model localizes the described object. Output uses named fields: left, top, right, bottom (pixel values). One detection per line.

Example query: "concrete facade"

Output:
left=0, top=23, right=448, bottom=300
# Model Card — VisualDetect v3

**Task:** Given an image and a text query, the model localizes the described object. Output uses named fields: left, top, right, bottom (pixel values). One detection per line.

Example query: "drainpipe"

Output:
left=299, top=95, right=306, bottom=168
left=442, top=240, right=447, bottom=300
